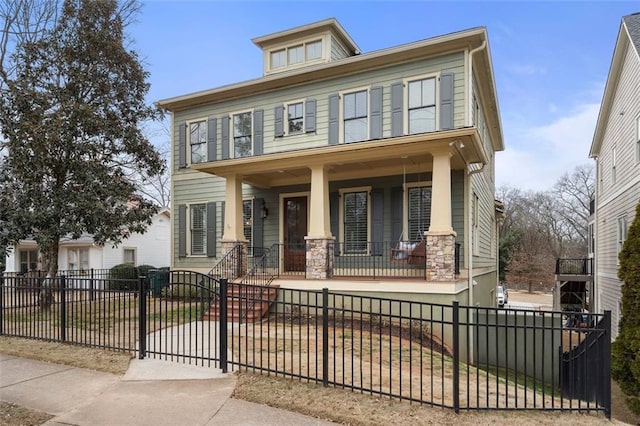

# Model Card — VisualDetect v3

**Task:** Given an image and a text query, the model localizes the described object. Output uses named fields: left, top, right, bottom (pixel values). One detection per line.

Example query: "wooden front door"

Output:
left=283, top=196, right=307, bottom=272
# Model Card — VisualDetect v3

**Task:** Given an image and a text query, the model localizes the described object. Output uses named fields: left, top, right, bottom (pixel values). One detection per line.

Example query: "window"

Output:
left=189, top=120, right=207, bottom=164
left=243, top=200, right=253, bottom=247
left=232, top=112, right=252, bottom=158
left=612, top=145, right=617, bottom=185
left=407, top=186, right=432, bottom=242
left=287, top=102, right=304, bottom=134
left=68, top=248, right=89, bottom=271
left=271, top=49, right=286, bottom=69
left=190, top=203, right=206, bottom=255
left=408, top=77, right=436, bottom=134
left=617, top=216, right=627, bottom=263
left=343, top=90, right=368, bottom=143
left=472, top=193, right=479, bottom=256
left=123, top=248, right=136, bottom=265
left=342, top=190, right=369, bottom=253
left=288, top=45, right=303, bottom=64
left=19, top=249, right=38, bottom=273
left=306, top=40, right=322, bottom=60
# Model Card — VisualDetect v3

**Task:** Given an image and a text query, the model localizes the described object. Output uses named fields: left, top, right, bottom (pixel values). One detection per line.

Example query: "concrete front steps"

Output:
left=204, top=283, right=279, bottom=323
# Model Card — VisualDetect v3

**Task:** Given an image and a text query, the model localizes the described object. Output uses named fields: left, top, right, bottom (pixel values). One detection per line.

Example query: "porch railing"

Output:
left=555, top=258, right=593, bottom=276
left=242, top=244, right=279, bottom=286
left=209, top=243, right=243, bottom=280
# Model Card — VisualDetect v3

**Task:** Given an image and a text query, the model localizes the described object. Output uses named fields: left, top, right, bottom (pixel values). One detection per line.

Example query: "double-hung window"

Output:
left=343, top=90, right=368, bottom=143
left=243, top=200, right=253, bottom=247
left=617, top=216, right=627, bottom=264
left=189, top=120, right=207, bottom=164
left=287, top=102, right=304, bottom=134
left=406, top=185, right=432, bottom=242
left=233, top=112, right=252, bottom=158
left=190, top=203, right=206, bottom=255
left=407, top=77, right=436, bottom=134
left=341, top=188, right=370, bottom=253
left=123, top=248, right=136, bottom=265
left=19, top=249, right=38, bottom=273
left=68, top=248, right=89, bottom=271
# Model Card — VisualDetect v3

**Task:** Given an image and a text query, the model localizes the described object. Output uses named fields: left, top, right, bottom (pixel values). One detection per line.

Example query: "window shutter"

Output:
left=220, top=201, right=225, bottom=235
left=370, top=86, right=383, bottom=140
left=440, top=72, right=454, bottom=130
left=252, top=198, right=264, bottom=257
left=274, top=105, right=284, bottom=137
left=328, top=93, right=339, bottom=145
left=254, top=109, right=264, bottom=155
left=178, top=204, right=187, bottom=257
left=207, top=117, right=217, bottom=162
left=305, top=99, right=317, bottom=132
left=391, top=82, right=403, bottom=137
left=178, top=124, right=187, bottom=168
left=221, top=116, right=229, bottom=160
left=206, top=202, right=217, bottom=257
left=330, top=192, right=339, bottom=254
left=371, top=188, right=384, bottom=255
left=391, top=187, right=403, bottom=243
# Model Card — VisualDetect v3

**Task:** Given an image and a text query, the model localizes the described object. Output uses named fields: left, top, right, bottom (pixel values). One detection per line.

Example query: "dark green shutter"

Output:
left=178, top=124, right=187, bottom=168
left=330, top=192, right=339, bottom=254
left=207, top=117, right=217, bottom=162
left=328, top=94, right=339, bottom=145
left=274, top=105, right=284, bottom=137
left=440, top=72, right=454, bottom=130
left=391, top=82, right=403, bottom=137
left=370, top=86, right=383, bottom=140
left=178, top=204, right=187, bottom=257
left=221, top=116, right=229, bottom=160
left=254, top=109, right=263, bottom=155
left=220, top=201, right=225, bottom=238
left=371, top=189, right=384, bottom=255
left=391, top=187, right=403, bottom=243
left=305, top=99, right=316, bottom=132
left=252, top=198, right=264, bottom=257
left=206, top=202, right=216, bottom=257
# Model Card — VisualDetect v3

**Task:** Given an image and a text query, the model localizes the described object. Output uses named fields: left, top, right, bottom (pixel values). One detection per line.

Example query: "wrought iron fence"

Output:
left=555, top=258, right=593, bottom=276
left=0, top=272, right=610, bottom=417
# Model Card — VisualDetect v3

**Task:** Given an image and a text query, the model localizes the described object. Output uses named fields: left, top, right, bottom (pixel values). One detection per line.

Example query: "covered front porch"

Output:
left=194, top=128, right=485, bottom=284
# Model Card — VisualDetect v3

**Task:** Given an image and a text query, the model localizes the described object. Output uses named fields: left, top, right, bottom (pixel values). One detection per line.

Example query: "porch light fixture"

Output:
left=260, top=201, right=269, bottom=219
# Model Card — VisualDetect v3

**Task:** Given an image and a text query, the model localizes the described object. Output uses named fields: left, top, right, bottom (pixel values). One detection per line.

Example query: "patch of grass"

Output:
left=0, top=401, right=52, bottom=426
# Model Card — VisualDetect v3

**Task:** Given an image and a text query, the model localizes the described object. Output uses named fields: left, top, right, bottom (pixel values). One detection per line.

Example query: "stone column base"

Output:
left=426, top=232, right=456, bottom=282
left=305, top=237, right=335, bottom=280
left=221, top=240, right=248, bottom=280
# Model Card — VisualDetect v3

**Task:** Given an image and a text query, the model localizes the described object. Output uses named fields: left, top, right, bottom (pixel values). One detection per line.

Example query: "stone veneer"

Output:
left=221, top=240, right=248, bottom=279
left=426, top=233, right=456, bottom=282
left=305, top=237, right=335, bottom=279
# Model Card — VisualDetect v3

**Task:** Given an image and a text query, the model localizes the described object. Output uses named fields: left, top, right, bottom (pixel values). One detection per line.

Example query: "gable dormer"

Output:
left=252, top=18, right=360, bottom=76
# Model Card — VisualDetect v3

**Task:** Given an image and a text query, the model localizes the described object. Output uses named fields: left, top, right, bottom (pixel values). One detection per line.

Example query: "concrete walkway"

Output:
left=0, top=354, right=336, bottom=425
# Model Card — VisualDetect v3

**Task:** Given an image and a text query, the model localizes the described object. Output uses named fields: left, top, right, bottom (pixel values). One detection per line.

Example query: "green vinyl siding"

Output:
left=330, top=35, right=351, bottom=61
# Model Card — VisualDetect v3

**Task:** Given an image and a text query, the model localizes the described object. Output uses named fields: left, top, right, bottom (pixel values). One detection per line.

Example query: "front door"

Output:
left=283, top=196, right=307, bottom=272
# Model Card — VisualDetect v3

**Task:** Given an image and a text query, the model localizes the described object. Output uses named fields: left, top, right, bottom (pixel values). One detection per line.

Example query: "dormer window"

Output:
left=306, top=40, right=322, bottom=60
left=271, top=50, right=286, bottom=69
left=288, top=45, right=303, bottom=64
left=267, top=39, right=324, bottom=72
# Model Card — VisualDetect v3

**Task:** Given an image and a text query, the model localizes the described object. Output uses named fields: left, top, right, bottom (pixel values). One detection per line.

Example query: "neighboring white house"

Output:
left=4, top=209, right=171, bottom=274
left=589, top=13, right=640, bottom=338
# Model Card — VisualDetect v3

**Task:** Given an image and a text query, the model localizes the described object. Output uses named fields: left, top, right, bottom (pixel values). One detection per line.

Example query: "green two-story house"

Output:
left=158, top=18, right=504, bottom=307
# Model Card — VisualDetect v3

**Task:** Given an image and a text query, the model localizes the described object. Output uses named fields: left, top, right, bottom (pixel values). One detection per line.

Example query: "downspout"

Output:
left=467, top=40, right=487, bottom=127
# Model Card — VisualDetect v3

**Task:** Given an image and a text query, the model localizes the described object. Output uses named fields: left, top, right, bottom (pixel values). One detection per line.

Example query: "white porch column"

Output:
left=222, top=174, right=245, bottom=242
left=308, top=164, right=332, bottom=238
left=429, top=150, right=455, bottom=235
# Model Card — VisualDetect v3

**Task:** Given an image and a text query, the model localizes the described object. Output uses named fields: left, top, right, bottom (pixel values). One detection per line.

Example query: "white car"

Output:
left=496, top=286, right=508, bottom=308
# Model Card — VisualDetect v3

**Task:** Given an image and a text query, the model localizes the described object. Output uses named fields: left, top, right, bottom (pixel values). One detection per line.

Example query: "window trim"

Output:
left=403, top=72, right=440, bottom=135
left=265, top=35, right=328, bottom=74
left=67, top=247, right=90, bottom=271
left=616, top=215, right=627, bottom=265
left=123, top=247, right=137, bottom=266
left=402, top=181, right=432, bottom=242
left=339, top=86, right=370, bottom=144
left=243, top=197, right=254, bottom=248
left=19, top=248, right=38, bottom=273
left=186, top=117, right=208, bottom=165
left=284, top=99, right=305, bottom=136
left=339, top=186, right=372, bottom=254
left=187, top=202, right=208, bottom=257
left=230, top=108, right=254, bottom=159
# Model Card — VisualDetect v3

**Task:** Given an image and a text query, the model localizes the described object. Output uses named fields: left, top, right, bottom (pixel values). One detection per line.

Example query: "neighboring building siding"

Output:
left=330, top=35, right=351, bottom=61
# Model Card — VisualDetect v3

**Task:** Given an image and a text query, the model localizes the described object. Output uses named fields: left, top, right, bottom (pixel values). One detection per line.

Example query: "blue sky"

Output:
left=130, top=1, right=638, bottom=191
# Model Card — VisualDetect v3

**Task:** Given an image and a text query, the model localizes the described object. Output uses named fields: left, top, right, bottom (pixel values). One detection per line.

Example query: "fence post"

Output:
left=219, top=278, right=228, bottom=373
left=322, top=287, right=329, bottom=387
left=452, top=301, right=460, bottom=413
left=604, top=310, right=611, bottom=419
left=0, top=273, right=4, bottom=335
left=90, top=268, right=95, bottom=301
left=138, top=276, right=147, bottom=359
left=60, top=275, right=67, bottom=342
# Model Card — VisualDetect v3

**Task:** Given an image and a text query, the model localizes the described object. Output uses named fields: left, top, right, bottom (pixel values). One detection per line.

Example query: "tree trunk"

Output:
left=38, top=240, right=59, bottom=310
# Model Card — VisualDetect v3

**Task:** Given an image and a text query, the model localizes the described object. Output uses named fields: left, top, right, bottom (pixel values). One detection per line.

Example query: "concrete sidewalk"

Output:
left=0, top=354, right=336, bottom=425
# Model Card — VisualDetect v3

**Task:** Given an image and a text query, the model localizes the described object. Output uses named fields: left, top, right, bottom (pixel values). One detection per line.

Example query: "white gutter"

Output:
left=467, top=41, right=487, bottom=127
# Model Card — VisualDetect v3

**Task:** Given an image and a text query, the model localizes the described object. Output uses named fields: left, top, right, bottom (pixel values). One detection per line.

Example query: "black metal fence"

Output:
left=0, top=273, right=610, bottom=417
left=555, top=258, right=593, bottom=276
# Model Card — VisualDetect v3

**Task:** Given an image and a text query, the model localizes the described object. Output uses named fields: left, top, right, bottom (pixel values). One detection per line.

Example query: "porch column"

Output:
left=306, top=164, right=334, bottom=279
left=221, top=173, right=247, bottom=278
left=426, top=150, right=457, bottom=282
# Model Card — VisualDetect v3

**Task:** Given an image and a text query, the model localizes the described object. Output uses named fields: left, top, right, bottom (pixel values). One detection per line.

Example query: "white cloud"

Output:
left=496, top=103, right=600, bottom=191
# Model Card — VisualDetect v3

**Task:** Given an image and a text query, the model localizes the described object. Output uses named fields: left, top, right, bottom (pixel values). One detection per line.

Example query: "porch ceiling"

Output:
left=192, top=128, right=485, bottom=189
